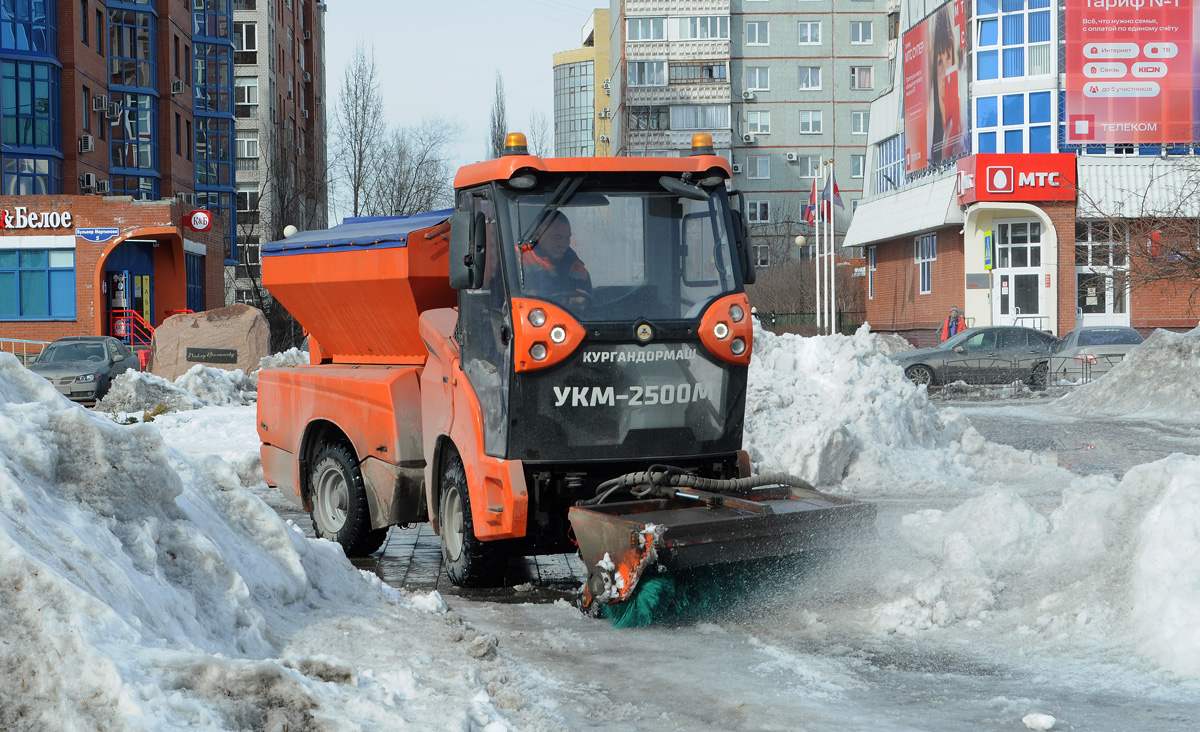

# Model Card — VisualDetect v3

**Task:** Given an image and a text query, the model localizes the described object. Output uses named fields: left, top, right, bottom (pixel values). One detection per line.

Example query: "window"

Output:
left=82, top=85, right=91, bottom=132
left=184, top=45, right=190, bottom=85
left=746, top=66, right=769, bottom=90
left=175, top=112, right=181, bottom=155
left=974, top=91, right=1052, bottom=154
left=867, top=246, right=876, bottom=300
left=1, top=0, right=57, bottom=53
left=107, top=9, right=154, bottom=88
left=236, top=182, right=260, bottom=224
left=997, top=221, right=1043, bottom=268
left=0, top=249, right=76, bottom=320
left=627, top=17, right=664, bottom=41
left=746, top=155, right=770, bottom=179
left=851, top=154, right=866, bottom=178
left=236, top=129, right=259, bottom=170
left=669, top=61, right=727, bottom=84
left=797, top=21, right=820, bottom=44
left=670, top=104, right=730, bottom=130
left=745, top=21, right=769, bottom=45
left=795, top=155, right=818, bottom=178
left=678, top=16, right=729, bottom=40
left=748, top=200, right=770, bottom=223
left=2, top=60, right=62, bottom=149
left=234, top=21, right=257, bottom=64
left=754, top=244, right=770, bottom=268
left=96, top=9, right=104, bottom=53
left=629, top=105, right=669, bottom=130
left=974, top=0, right=1052, bottom=81
left=109, top=93, right=156, bottom=174
left=81, top=1, right=89, bottom=45
left=628, top=60, right=667, bottom=86
left=850, top=66, right=873, bottom=89
left=798, top=66, right=821, bottom=90
left=746, top=111, right=770, bottom=134
left=234, top=0, right=257, bottom=9
left=235, top=77, right=258, bottom=118
left=185, top=119, right=192, bottom=160
left=850, top=21, right=872, bottom=44
left=874, top=134, right=905, bottom=194
left=915, top=234, right=937, bottom=294
left=799, top=110, right=822, bottom=134
left=852, top=111, right=870, bottom=134
left=174, top=35, right=180, bottom=77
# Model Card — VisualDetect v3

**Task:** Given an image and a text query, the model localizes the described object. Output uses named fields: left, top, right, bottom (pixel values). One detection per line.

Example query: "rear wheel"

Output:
left=905, top=364, right=935, bottom=387
left=309, top=442, right=388, bottom=556
left=440, top=455, right=508, bottom=587
left=1029, top=362, right=1049, bottom=391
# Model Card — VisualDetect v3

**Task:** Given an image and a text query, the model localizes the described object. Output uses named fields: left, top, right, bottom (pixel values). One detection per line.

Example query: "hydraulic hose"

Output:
left=580, top=465, right=816, bottom=506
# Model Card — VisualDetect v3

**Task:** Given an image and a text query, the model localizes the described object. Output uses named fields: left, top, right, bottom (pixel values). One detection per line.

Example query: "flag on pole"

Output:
left=821, top=169, right=845, bottom=218
left=804, top=175, right=819, bottom=225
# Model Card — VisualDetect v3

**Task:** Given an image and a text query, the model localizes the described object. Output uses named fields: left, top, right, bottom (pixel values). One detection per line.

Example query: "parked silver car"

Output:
left=1046, top=326, right=1143, bottom=383
left=29, top=336, right=140, bottom=404
left=892, top=326, right=1059, bottom=388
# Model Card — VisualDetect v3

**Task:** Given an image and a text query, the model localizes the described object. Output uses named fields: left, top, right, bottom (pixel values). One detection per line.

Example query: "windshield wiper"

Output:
left=516, top=175, right=585, bottom=288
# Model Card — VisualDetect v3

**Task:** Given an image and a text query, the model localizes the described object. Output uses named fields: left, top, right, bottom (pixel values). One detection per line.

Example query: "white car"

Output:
left=1046, top=326, right=1143, bottom=383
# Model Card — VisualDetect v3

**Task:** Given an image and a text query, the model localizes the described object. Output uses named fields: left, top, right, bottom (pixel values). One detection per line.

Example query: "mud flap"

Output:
left=568, top=484, right=876, bottom=611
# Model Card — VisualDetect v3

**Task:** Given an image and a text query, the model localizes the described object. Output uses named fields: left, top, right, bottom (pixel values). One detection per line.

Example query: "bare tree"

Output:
left=526, top=110, right=552, bottom=157
left=362, top=119, right=459, bottom=216
left=488, top=71, right=507, bottom=158
left=333, top=42, right=386, bottom=217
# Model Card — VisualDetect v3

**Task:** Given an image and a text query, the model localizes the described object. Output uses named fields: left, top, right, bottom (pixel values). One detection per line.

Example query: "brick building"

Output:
left=1, top=0, right=239, bottom=343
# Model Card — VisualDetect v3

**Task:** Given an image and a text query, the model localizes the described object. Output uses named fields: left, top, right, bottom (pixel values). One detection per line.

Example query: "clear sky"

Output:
left=323, top=0, right=607, bottom=169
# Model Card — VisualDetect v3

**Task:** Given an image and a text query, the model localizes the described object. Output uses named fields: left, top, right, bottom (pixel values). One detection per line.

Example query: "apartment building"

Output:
left=552, top=9, right=611, bottom=157
left=230, top=0, right=327, bottom=305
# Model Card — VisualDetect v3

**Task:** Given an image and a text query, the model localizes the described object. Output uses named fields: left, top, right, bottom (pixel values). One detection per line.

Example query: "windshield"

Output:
left=495, top=178, right=740, bottom=322
left=38, top=342, right=107, bottom=363
left=1078, top=328, right=1143, bottom=347
left=939, top=329, right=977, bottom=349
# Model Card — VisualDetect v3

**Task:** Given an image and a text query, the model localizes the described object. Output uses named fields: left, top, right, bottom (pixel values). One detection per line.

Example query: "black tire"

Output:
left=1029, top=362, right=1049, bottom=391
left=309, top=442, right=387, bottom=556
left=439, top=454, right=508, bottom=588
left=905, top=364, right=935, bottom=387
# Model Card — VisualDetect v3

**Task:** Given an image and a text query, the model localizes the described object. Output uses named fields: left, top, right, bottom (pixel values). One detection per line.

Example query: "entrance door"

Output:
left=991, top=220, right=1047, bottom=330
left=105, top=240, right=155, bottom=342
left=1074, top=221, right=1130, bottom=327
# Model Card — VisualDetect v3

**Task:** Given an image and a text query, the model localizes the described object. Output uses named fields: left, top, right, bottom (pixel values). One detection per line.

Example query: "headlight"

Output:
left=529, top=308, right=546, bottom=327
left=530, top=343, right=548, bottom=361
left=75, top=373, right=99, bottom=383
left=729, top=304, right=744, bottom=323
left=713, top=322, right=729, bottom=340
left=549, top=326, right=567, bottom=344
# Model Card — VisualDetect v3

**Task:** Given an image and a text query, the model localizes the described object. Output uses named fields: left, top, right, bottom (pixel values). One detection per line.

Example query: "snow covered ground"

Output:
left=2, top=326, right=1199, bottom=730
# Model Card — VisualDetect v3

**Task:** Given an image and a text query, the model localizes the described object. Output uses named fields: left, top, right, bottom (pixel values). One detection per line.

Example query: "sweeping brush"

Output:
left=602, top=561, right=766, bottom=628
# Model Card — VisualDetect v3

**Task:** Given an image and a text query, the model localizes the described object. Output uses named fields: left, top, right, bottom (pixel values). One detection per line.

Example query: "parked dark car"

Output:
left=29, top=336, right=140, bottom=403
left=892, top=326, right=1059, bottom=388
left=1047, top=326, right=1144, bottom=383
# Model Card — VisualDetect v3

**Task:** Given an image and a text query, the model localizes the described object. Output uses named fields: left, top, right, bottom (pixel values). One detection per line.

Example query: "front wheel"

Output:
left=905, top=364, right=935, bottom=387
left=439, top=455, right=508, bottom=587
left=309, top=442, right=388, bottom=556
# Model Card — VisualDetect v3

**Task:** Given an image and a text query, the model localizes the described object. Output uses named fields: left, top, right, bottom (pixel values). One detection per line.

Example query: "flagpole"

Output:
left=813, top=161, right=822, bottom=335
left=828, top=158, right=836, bottom=336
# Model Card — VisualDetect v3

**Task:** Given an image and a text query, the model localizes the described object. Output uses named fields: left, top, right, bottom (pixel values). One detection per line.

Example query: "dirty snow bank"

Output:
left=744, top=324, right=1053, bottom=493
left=0, top=353, right=556, bottom=730
left=1059, top=329, right=1200, bottom=417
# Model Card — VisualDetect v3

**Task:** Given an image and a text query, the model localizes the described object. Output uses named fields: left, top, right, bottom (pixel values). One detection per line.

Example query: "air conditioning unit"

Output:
left=80, top=172, right=97, bottom=190
left=599, top=134, right=610, bottom=142
left=314, top=94, right=322, bottom=105
left=287, top=90, right=293, bottom=100
left=731, top=163, right=743, bottom=173
left=741, top=133, right=755, bottom=143
left=301, top=109, right=309, bottom=119
left=96, top=179, right=111, bottom=194
left=741, top=90, right=755, bottom=100
left=107, top=102, right=122, bottom=120
left=78, top=134, right=95, bottom=153
left=171, top=79, right=184, bottom=94
left=303, top=29, right=311, bottom=40
left=785, top=152, right=798, bottom=162
left=303, top=71, right=311, bottom=82
left=92, top=94, right=108, bottom=111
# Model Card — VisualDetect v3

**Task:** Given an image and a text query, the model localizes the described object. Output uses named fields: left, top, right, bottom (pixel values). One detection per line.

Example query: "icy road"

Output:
left=2, top=326, right=1199, bottom=730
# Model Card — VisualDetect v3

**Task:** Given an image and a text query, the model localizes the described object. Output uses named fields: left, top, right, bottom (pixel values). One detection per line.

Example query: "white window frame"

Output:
left=754, top=244, right=770, bottom=267
left=798, top=66, right=821, bottom=90
left=850, top=66, right=873, bottom=90
left=235, top=129, right=259, bottom=159
left=628, top=60, right=667, bottom=87
left=796, top=155, right=817, bottom=178
left=850, top=21, right=872, bottom=44
left=916, top=233, right=937, bottom=295
left=236, top=182, right=260, bottom=213
left=746, top=111, right=770, bottom=134
left=867, top=245, right=876, bottom=300
left=851, top=110, right=870, bottom=135
left=748, top=200, right=770, bottom=223
left=746, top=66, right=769, bottom=91
left=746, top=155, right=771, bottom=179
left=797, top=21, right=821, bottom=45
left=670, top=104, right=731, bottom=130
left=851, top=154, right=866, bottom=178
left=678, top=15, right=729, bottom=40
left=799, top=110, right=822, bottom=134
left=745, top=20, right=769, bottom=45
left=627, top=17, right=665, bottom=41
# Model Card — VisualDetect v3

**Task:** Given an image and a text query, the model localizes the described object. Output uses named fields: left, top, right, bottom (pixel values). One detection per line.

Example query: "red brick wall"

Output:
left=0, top=196, right=224, bottom=344
left=865, top=226, right=965, bottom=346
left=157, top=0, right=197, bottom=197
left=58, top=0, right=112, bottom=191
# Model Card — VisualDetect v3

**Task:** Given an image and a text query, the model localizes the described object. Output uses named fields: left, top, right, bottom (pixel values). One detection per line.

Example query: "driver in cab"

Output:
left=522, top=211, right=591, bottom=308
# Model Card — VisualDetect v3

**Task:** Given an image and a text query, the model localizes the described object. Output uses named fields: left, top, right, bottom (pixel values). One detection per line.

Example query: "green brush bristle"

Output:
left=602, top=563, right=760, bottom=628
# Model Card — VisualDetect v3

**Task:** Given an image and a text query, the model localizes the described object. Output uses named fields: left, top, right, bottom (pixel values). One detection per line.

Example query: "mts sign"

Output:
left=956, top=154, right=1077, bottom=204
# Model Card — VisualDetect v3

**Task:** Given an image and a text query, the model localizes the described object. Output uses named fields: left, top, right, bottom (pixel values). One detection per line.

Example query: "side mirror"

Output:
left=954, top=346, right=965, bottom=354
left=726, top=189, right=755, bottom=285
left=113, top=353, right=125, bottom=362
left=448, top=210, right=487, bottom=290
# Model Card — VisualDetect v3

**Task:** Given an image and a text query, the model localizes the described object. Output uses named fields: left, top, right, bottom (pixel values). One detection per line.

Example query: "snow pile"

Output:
left=251, top=347, right=309, bottom=388
left=1059, top=329, right=1200, bottom=416
left=0, top=353, right=551, bottom=729
left=744, top=324, right=1049, bottom=492
left=173, top=363, right=256, bottom=406
left=94, top=369, right=205, bottom=413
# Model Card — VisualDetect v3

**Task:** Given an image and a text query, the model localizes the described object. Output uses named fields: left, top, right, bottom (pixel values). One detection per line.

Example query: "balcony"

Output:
left=626, top=83, right=731, bottom=106
left=628, top=129, right=732, bottom=151
left=625, top=0, right=728, bottom=14
left=625, top=39, right=731, bottom=62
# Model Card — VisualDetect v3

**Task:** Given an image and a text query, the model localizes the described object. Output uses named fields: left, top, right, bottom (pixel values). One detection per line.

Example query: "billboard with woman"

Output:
left=903, top=0, right=969, bottom=172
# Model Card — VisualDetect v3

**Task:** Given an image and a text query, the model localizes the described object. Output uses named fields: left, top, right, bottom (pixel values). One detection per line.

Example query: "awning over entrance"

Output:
left=1077, top=157, right=1200, bottom=219
left=843, top=175, right=963, bottom=248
